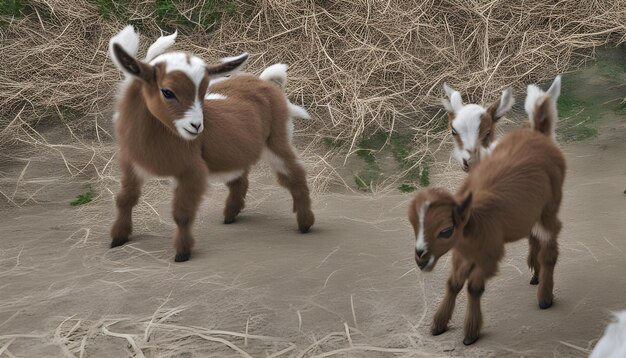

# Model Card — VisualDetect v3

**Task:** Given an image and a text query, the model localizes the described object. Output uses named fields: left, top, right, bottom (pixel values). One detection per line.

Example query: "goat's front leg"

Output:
left=172, top=166, right=207, bottom=262
left=463, top=267, right=486, bottom=345
left=111, top=160, right=143, bottom=248
left=431, top=254, right=471, bottom=336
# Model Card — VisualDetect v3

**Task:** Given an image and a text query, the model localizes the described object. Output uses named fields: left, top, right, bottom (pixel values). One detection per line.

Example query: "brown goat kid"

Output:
left=409, top=78, right=565, bottom=345
left=108, top=26, right=314, bottom=262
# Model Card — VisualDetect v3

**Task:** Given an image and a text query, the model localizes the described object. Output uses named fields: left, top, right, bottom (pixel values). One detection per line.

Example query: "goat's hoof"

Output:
left=224, top=217, right=236, bottom=225
left=463, top=336, right=479, bottom=346
left=299, top=225, right=311, bottom=234
left=431, top=326, right=448, bottom=336
left=530, top=275, right=539, bottom=285
left=110, top=238, right=129, bottom=248
left=174, top=252, right=191, bottom=262
left=538, top=300, right=553, bottom=309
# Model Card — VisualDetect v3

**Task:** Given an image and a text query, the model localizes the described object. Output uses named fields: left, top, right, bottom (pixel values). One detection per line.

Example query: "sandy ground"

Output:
left=1, top=116, right=625, bottom=358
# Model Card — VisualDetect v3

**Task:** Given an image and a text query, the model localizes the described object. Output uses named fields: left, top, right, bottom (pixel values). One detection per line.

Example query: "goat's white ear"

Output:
left=111, top=44, right=155, bottom=83
left=547, top=75, right=561, bottom=101
left=442, top=83, right=464, bottom=112
left=441, top=98, right=454, bottom=112
left=145, top=30, right=178, bottom=62
left=206, top=52, right=249, bottom=78
left=488, top=88, right=514, bottom=122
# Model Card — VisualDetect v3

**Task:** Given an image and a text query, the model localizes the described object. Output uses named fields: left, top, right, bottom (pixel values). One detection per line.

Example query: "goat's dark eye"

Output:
left=438, top=227, right=454, bottom=239
left=451, top=128, right=458, bottom=136
left=484, top=130, right=491, bottom=139
left=161, top=88, right=176, bottom=99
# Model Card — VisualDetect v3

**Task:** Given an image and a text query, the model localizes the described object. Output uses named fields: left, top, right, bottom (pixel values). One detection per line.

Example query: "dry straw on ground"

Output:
left=1, top=0, right=625, bottom=194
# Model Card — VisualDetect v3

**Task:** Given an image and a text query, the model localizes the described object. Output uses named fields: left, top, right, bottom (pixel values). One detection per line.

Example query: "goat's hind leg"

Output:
left=527, top=234, right=541, bottom=285
left=536, top=216, right=561, bottom=309
left=172, top=165, right=207, bottom=262
left=223, top=170, right=249, bottom=224
left=264, top=143, right=315, bottom=233
left=111, top=160, right=143, bottom=248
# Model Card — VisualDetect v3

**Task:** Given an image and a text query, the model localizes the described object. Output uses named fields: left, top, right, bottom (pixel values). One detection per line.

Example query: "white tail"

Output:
left=260, top=63, right=288, bottom=90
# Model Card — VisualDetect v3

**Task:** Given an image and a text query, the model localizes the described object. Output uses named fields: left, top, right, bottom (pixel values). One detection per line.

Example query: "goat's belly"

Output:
left=208, top=170, right=245, bottom=183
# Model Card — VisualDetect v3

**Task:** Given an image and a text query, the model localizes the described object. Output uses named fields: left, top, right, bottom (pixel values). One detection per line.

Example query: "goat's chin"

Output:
left=417, top=255, right=437, bottom=272
left=176, top=128, right=201, bottom=141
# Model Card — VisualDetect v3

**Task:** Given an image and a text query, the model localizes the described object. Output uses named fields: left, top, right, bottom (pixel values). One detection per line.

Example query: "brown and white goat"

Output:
left=441, top=84, right=514, bottom=171
left=108, top=26, right=315, bottom=262
left=409, top=79, right=565, bottom=345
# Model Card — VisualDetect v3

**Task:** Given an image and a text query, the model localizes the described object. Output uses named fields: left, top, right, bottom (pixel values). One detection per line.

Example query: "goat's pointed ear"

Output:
left=453, top=192, right=473, bottom=226
left=206, top=52, right=249, bottom=78
left=547, top=75, right=561, bottom=101
left=442, top=83, right=464, bottom=113
left=487, top=88, right=514, bottom=123
left=112, top=43, right=154, bottom=83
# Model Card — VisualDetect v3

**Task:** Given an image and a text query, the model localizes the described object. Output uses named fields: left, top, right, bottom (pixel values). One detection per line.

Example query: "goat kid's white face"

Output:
left=111, top=43, right=247, bottom=141
left=441, top=84, right=514, bottom=172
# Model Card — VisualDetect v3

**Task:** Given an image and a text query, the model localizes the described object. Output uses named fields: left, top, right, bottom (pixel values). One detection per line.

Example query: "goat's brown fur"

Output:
left=409, top=127, right=565, bottom=345
left=110, top=45, right=314, bottom=262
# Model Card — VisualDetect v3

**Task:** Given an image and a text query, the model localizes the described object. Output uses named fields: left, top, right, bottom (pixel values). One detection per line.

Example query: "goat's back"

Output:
left=461, top=129, right=566, bottom=241
left=201, top=75, right=290, bottom=172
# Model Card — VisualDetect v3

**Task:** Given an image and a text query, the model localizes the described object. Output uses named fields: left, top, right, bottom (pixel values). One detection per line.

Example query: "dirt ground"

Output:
left=1, top=112, right=625, bottom=358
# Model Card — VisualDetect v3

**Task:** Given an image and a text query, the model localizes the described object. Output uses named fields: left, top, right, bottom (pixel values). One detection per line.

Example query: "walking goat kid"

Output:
left=409, top=76, right=565, bottom=345
left=441, top=84, right=514, bottom=171
left=108, top=26, right=315, bottom=262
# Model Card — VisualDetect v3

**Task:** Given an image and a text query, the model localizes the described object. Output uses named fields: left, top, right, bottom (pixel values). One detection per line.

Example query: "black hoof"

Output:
left=539, top=300, right=553, bottom=309
left=299, top=226, right=311, bottom=234
left=431, top=327, right=448, bottom=336
left=224, top=217, right=236, bottom=225
left=110, top=238, right=129, bottom=248
left=174, top=252, right=191, bottom=262
left=463, top=336, right=479, bottom=346
left=530, top=275, right=539, bottom=285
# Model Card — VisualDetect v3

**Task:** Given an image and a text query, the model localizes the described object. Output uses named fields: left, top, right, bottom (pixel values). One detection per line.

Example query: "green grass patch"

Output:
left=0, top=0, right=27, bottom=25
left=91, top=0, right=128, bottom=21
left=154, top=0, right=237, bottom=31
left=398, top=183, right=416, bottom=193
left=355, top=168, right=382, bottom=191
left=353, top=131, right=430, bottom=192
left=70, top=188, right=95, bottom=206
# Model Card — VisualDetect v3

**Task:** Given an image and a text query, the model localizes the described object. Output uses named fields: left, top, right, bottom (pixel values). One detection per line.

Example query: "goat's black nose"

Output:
left=191, top=122, right=201, bottom=130
left=415, top=249, right=425, bottom=258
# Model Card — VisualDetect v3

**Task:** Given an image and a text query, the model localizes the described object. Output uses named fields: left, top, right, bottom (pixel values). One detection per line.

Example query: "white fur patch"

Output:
left=174, top=100, right=204, bottom=140
left=145, top=31, right=177, bottom=62
left=208, top=76, right=231, bottom=87
left=205, top=93, right=227, bottom=100
left=208, top=170, right=244, bottom=184
left=151, top=52, right=206, bottom=88
left=132, top=162, right=151, bottom=181
left=590, top=311, right=626, bottom=358
left=262, top=148, right=289, bottom=176
left=109, top=26, right=140, bottom=77
left=112, top=112, right=119, bottom=123
left=451, top=104, right=485, bottom=158
left=531, top=222, right=551, bottom=242
left=288, top=102, right=311, bottom=120
left=415, top=201, right=431, bottom=253
left=260, top=63, right=288, bottom=89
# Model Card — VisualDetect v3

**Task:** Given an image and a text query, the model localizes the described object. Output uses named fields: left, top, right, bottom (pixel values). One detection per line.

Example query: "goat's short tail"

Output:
left=260, top=63, right=310, bottom=120
left=525, top=75, right=561, bottom=141
left=260, top=64, right=288, bottom=90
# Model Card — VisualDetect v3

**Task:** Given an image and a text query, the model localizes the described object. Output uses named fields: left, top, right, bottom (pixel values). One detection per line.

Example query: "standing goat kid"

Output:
left=441, top=84, right=514, bottom=171
left=409, top=76, right=565, bottom=345
left=108, top=26, right=315, bottom=262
